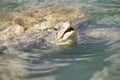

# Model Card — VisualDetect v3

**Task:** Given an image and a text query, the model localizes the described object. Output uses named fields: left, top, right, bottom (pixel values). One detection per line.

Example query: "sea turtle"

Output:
left=0, top=4, right=88, bottom=49
left=0, top=4, right=90, bottom=80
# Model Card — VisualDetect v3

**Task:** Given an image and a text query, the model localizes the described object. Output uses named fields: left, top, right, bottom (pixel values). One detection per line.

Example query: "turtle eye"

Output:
left=53, top=28, right=57, bottom=31
left=53, top=24, right=61, bottom=31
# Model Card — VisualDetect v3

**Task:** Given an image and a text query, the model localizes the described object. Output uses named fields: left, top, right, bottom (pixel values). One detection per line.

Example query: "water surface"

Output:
left=0, top=0, right=120, bottom=80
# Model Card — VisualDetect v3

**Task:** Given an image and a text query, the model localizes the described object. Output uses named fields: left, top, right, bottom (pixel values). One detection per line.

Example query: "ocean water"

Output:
left=0, top=0, right=120, bottom=80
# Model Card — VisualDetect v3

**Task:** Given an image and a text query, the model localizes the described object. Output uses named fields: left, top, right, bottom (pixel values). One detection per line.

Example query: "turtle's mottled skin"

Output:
left=0, top=4, right=88, bottom=48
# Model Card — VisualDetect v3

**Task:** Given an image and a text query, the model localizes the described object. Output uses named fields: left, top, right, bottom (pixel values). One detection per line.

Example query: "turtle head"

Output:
left=52, top=21, right=77, bottom=46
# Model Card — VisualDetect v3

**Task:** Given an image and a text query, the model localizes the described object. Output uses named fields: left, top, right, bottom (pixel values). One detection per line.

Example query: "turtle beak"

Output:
left=57, top=21, right=71, bottom=39
left=61, top=27, right=76, bottom=39
left=62, top=26, right=74, bottom=38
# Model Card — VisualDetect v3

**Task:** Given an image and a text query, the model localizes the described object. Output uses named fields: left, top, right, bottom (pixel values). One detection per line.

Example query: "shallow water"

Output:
left=0, top=0, right=120, bottom=80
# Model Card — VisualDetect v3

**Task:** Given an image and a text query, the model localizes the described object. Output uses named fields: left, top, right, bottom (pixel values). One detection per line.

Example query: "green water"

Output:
left=0, top=0, right=120, bottom=80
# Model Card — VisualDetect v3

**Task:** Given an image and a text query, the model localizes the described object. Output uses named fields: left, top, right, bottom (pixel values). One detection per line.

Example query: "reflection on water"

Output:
left=0, top=53, right=27, bottom=80
left=0, top=0, right=120, bottom=80
left=90, top=52, right=120, bottom=80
